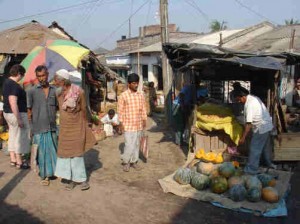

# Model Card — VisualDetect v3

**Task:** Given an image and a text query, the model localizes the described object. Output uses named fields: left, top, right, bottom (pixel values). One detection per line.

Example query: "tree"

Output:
left=285, top=18, right=299, bottom=25
left=210, top=20, right=227, bottom=32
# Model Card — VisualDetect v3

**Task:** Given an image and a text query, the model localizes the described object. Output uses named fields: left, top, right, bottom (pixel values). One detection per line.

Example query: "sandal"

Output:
left=40, top=178, right=50, bottom=186
left=79, top=182, right=90, bottom=191
left=65, top=182, right=76, bottom=191
left=16, top=163, right=30, bottom=170
left=10, top=161, right=16, bottom=167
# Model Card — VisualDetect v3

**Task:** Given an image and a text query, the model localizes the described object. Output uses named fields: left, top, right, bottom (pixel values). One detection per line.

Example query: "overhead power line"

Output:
left=96, top=0, right=151, bottom=47
left=184, top=0, right=210, bottom=22
left=0, top=0, right=100, bottom=25
left=234, top=0, right=278, bottom=25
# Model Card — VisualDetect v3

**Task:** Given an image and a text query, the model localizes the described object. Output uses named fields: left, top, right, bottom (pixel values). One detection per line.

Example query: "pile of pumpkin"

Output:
left=173, top=161, right=279, bottom=203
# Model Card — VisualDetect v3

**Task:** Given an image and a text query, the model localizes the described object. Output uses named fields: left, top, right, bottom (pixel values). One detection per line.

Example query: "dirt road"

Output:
left=0, top=115, right=299, bottom=224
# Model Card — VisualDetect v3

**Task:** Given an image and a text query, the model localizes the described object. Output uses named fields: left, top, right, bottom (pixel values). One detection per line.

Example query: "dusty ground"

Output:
left=0, top=114, right=300, bottom=224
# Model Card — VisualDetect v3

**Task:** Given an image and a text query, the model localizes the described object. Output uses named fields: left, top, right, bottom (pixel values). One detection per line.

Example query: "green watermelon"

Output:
left=190, top=173, right=210, bottom=190
left=228, top=176, right=245, bottom=188
left=219, top=162, right=235, bottom=178
left=257, top=173, right=276, bottom=187
left=210, top=176, right=228, bottom=194
left=229, top=184, right=247, bottom=202
left=247, top=187, right=262, bottom=202
left=174, top=168, right=192, bottom=185
left=245, top=176, right=262, bottom=190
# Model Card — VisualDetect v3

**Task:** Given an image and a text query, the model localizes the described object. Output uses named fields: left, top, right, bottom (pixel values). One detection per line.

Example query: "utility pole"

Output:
left=160, top=0, right=172, bottom=124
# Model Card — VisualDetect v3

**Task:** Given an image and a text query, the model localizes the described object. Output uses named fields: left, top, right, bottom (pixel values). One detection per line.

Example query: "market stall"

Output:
left=158, top=43, right=300, bottom=216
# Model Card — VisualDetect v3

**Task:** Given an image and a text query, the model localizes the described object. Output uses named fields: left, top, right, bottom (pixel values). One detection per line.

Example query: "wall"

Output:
left=130, top=52, right=161, bottom=87
left=139, top=24, right=177, bottom=37
left=106, top=55, right=131, bottom=65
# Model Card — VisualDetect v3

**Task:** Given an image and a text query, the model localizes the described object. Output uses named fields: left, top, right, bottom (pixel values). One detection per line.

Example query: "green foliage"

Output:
left=210, top=20, right=227, bottom=32
left=285, top=18, right=300, bottom=25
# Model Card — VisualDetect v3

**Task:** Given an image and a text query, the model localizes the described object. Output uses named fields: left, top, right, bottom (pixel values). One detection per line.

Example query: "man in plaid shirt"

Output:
left=118, top=73, right=147, bottom=172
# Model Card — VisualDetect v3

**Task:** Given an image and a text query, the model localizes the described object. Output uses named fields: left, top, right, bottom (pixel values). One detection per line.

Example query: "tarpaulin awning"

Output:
left=163, top=43, right=300, bottom=72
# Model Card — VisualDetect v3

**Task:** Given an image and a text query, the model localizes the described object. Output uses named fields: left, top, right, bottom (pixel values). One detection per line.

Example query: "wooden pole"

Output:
left=160, top=0, right=172, bottom=124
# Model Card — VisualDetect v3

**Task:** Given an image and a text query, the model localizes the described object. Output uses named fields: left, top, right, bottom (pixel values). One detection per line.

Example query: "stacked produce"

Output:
left=173, top=160, right=279, bottom=203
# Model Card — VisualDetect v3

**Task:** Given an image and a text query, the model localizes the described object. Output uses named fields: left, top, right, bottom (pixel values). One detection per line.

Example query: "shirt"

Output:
left=2, top=78, right=27, bottom=113
left=101, top=114, right=120, bottom=125
left=0, top=102, right=3, bottom=111
left=244, top=95, right=273, bottom=134
left=118, top=89, right=147, bottom=131
left=27, top=84, right=57, bottom=134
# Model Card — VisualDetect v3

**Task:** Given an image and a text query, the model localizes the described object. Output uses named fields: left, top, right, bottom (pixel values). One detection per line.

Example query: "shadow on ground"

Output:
left=0, top=170, right=43, bottom=223
left=84, top=148, right=102, bottom=180
left=147, top=113, right=189, bottom=157
left=0, top=202, right=44, bottom=224
left=169, top=162, right=300, bottom=224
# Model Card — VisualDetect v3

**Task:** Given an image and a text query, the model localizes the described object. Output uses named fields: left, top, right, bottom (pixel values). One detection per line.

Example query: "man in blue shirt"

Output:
left=27, top=65, right=58, bottom=186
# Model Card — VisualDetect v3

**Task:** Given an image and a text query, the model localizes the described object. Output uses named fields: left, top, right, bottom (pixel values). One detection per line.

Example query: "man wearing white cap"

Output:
left=54, top=69, right=96, bottom=190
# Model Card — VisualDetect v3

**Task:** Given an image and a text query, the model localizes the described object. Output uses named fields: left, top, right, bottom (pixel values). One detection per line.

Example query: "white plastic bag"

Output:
left=104, top=123, right=114, bottom=137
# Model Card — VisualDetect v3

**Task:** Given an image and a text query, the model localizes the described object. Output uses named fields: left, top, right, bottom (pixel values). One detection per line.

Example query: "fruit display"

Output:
left=190, top=172, right=210, bottom=191
left=262, top=187, right=279, bottom=203
left=173, top=168, right=192, bottom=185
left=257, top=173, right=276, bottom=187
left=247, top=187, right=262, bottom=202
left=197, top=162, right=217, bottom=175
left=219, top=162, right=235, bottom=178
left=227, top=176, right=245, bottom=189
left=173, top=157, right=281, bottom=204
left=195, top=149, right=224, bottom=164
left=210, top=176, right=228, bottom=194
left=229, top=184, right=247, bottom=202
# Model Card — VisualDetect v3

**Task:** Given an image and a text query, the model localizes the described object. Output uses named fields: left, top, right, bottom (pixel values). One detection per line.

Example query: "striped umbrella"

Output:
left=21, top=39, right=89, bottom=85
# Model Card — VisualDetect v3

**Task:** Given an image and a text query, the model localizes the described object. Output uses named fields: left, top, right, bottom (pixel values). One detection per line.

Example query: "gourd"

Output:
left=228, top=176, right=245, bottom=188
left=247, top=187, right=262, bottom=202
left=213, top=153, right=224, bottom=164
left=219, top=162, right=235, bottom=178
left=190, top=173, right=210, bottom=191
left=262, top=187, right=279, bottom=203
left=233, top=167, right=243, bottom=176
left=245, top=176, right=262, bottom=190
left=195, top=149, right=205, bottom=159
left=229, top=184, right=247, bottom=202
left=197, top=162, right=217, bottom=175
left=257, top=173, right=276, bottom=187
left=210, top=176, right=228, bottom=194
left=209, top=169, right=220, bottom=179
left=202, top=152, right=217, bottom=162
left=173, top=168, right=192, bottom=185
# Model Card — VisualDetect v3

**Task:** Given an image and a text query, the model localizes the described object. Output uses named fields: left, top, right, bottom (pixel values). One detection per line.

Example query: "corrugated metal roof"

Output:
left=192, top=29, right=243, bottom=45
left=128, top=35, right=203, bottom=53
left=235, top=24, right=300, bottom=53
left=0, top=21, right=68, bottom=54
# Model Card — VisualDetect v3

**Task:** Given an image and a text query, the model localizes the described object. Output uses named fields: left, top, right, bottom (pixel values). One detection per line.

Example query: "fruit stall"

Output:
left=158, top=43, right=300, bottom=216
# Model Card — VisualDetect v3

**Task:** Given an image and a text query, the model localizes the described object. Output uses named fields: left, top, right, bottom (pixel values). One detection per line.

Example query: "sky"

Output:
left=0, top=0, right=299, bottom=50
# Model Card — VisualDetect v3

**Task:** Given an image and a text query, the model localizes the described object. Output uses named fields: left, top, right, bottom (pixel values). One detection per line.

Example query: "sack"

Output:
left=104, top=123, right=114, bottom=137
left=30, top=144, right=39, bottom=173
left=140, top=133, right=149, bottom=160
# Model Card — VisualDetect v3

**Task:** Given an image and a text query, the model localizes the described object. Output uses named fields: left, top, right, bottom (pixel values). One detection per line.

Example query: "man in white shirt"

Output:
left=233, top=90, right=276, bottom=174
left=101, top=109, right=121, bottom=135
